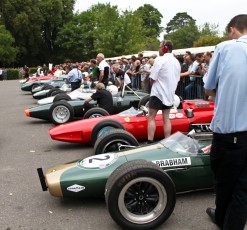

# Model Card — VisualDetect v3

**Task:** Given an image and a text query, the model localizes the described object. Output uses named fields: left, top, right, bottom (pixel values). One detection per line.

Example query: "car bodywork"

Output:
left=38, top=132, right=213, bottom=198
left=25, top=89, right=148, bottom=124
left=38, top=131, right=213, bottom=229
left=21, top=76, right=60, bottom=91
left=49, top=100, right=214, bottom=144
left=32, top=80, right=69, bottom=99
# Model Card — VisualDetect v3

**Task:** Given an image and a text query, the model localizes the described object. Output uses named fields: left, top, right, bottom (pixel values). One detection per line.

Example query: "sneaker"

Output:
left=147, top=140, right=155, bottom=144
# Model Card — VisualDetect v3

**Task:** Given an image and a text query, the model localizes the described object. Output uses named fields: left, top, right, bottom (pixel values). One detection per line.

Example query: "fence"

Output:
left=176, top=75, right=205, bottom=100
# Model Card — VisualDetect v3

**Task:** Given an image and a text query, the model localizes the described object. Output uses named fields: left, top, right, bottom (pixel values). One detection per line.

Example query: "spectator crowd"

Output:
left=8, top=48, right=213, bottom=100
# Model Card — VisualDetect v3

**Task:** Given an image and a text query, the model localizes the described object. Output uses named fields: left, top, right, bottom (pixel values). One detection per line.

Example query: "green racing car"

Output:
left=37, top=130, right=213, bottom=230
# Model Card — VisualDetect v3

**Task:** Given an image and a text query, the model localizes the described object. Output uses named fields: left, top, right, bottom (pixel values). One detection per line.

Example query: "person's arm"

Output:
left=150, top=78, right=155, bottom=86
left=84, top=97, right=93, bottom=103
left=98, top=70, right=104, bottom=82
left=205, top=89, right=216, bottom=97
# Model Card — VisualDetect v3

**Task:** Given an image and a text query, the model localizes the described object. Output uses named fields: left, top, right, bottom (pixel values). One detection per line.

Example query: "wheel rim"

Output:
left=89, top=113, right=104, bottom=118
left=101, top=138, right=133, bottom=153
left=118, top=177, right=167, bottom=224
left=52, top=105, right=70, bottom=123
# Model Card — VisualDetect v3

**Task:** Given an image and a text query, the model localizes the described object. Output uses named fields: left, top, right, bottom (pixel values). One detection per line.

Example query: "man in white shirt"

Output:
left=96, top=53, right=110, bottom=87
left=147, top=40, right=181, bottom=143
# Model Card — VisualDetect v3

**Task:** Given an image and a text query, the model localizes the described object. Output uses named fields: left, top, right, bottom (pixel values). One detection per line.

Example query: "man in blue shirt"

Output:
left=66, top=64, right=82, bottom=91
left=204, top=14, right=247, bottom=229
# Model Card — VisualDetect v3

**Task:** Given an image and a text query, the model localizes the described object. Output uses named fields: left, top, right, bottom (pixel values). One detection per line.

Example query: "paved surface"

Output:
left=0, top=80, right=220, bottom=230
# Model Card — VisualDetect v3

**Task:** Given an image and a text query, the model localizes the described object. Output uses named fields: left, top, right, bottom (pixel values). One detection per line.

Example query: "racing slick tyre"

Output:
left=91, top=119, right=125, bottom=145
left=138, top=95, right=150, bottom=108
left=47, top=88, right=61, bottom=97
left=43, top=84, right=54, bottom=90
left=53, top=93, right=71, bottom=102
left=51, top=89, right=64, bottom=96
left=83, top=107, right=109, bottom=119
left=49, top=101, right=74, bottom=125
left=31, top=83, right=40, bottom=94
left=105, top=160, right=176, bottom=230
left=94, top=129, right=139, bottom=155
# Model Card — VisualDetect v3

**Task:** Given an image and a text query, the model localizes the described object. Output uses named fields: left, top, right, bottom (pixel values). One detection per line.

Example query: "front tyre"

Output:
left=83, top=107, right=109, bottom=119
left=94, top=129, right=139, bottom=155
left=49, top=101, right=74, bottom=125
left=105, top=160, right=176, bottom=230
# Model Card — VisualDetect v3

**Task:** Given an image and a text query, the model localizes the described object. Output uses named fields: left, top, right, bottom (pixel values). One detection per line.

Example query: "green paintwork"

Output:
left=45, top=138, right=214, bottom=198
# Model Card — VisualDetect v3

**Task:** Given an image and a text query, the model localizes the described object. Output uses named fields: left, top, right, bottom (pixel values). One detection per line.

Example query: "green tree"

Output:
left=0, top=25, right=18, bottom=65
left=199, top=22, right=219, bottom=37
left=135, top=4, right=163, bottom=38
left=39, top=0, right=75, bottom=62
left=166, top=12, right=195, bottom=34
left=55, top=11, right=95, bottom=62
left=193, top=35, right=228, bottom=47
left=56, top=3, right=146, bottom=60
left=0, top=0, right=44, bottom=65
left=166, top=22, right=200, bottom=49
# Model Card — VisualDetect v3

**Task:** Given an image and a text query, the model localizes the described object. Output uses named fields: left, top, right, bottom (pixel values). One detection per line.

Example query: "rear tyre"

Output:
left=47, top=88, right=59, bottom=97
left=49, top=101, right=74, bottom=125
left=105, top=160, right=176, bottom=230
left=31, top=84, right=40, bottom=94
left=94, top=129, right=139, bottom=155
left=138, top=95, right=150, bottom=108
left=53, top=93, right=71, bottom=102
left=91, top=119, right=125, bottom=145
left=83, top=107, right=109, bottom=119
left=43, top=85, right=54, bottom=90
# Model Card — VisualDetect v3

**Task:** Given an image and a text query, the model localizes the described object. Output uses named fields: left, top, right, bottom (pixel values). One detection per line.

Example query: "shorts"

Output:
left=149, top=96, right=172, bottom=110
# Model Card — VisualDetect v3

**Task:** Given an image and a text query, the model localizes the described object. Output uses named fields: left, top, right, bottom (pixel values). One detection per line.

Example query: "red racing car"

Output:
left=49, top=99, right=214, bottom=146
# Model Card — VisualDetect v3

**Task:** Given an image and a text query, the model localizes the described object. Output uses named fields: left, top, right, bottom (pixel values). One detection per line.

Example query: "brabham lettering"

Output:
left=152, top=157, right=191, bottom=167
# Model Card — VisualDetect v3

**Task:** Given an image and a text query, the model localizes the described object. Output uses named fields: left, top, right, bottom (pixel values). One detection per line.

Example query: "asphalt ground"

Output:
left=0, top=80, right=221, bottom=230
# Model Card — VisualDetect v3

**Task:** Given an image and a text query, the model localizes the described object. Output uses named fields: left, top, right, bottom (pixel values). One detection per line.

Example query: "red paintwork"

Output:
left=25, top=75, right=57, bottom=83
left=49, top=100, right=214, bottom=145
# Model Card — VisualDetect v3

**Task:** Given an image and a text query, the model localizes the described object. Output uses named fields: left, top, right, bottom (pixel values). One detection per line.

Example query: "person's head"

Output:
left=112, top=64, right=120, bottom=73
left=227, top=14, right=247, bottom=39
left=122, top=59, right=129, bottom=65
left=72, top=63, right=78, bottom=69
left=65, top=59, right=71, bottom=66
left=203, top=52, right=212, bottom=63
left=96, top=82, right=105, bottom=91
left=148, top=58, right=154, bottom=66
left=138, top=52, right=143, bottom=60
left=159, top=40, right=173, bottom=56
left=195, top=53, right=203, bottom=63
left=185, top=54, right=195, bottom=64
left=96, top=53, right=105, bottom=64
left=183, top=51, right=191, bottom=60
left=135, top=60, right=141, bottom=67
left=90, top=59, right=97, bottom=67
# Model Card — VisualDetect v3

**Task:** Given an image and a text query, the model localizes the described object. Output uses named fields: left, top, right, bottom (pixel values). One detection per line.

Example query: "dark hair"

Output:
left=90, top=59, right=97, bottom=65
left=162, top=40, right=173, bottom=52
left=227, top=14, right=247, bottom=33
left=205, top=51, right=212, bottom=58
left=185, top=51, right=191, bottom=55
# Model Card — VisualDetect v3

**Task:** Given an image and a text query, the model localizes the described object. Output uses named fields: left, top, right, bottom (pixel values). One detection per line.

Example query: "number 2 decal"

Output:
left=78, top=153, right=118, bottom=169
left=89, top=155, right=110, bottom=163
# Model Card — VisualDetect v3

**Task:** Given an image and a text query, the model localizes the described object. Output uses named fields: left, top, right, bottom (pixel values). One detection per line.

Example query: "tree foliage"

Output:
left=165, top=22, right=200, bottom=49
left=166, top=12, right=195, bottom=34
left=199, top=22, right=219, bottom=37
left=0, top=25, right=18, bottom=65
left=193, top=35, right=228, bottom=47
left=135, top=4, right=163, bottom=38
left=0, top=4, right=228, bottom=67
